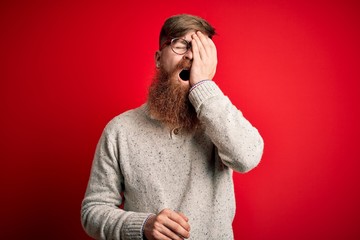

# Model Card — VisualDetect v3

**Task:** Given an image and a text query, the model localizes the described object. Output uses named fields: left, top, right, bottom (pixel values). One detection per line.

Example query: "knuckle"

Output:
left=153, top=230, right=161, bottom=238
left=156, top=215, right=165, bottom=224
left=153, top=221, right=161, bottom=229
left=161, top=208, right=170, bottom=214
left=175, top=225, right=183, bottom=233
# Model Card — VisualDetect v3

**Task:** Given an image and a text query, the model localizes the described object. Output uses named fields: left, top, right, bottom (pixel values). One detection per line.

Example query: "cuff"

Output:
left=121, top=212, right=154, bottom=240
left=189, top=80, right=223, bottom=111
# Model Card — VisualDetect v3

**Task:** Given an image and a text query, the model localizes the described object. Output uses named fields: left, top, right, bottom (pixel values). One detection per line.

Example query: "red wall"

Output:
left=1, top=0, right=359, bottom=239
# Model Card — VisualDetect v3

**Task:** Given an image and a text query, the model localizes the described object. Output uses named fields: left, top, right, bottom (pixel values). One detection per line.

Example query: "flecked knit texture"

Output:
left=81, top=81, right=264, bottom=240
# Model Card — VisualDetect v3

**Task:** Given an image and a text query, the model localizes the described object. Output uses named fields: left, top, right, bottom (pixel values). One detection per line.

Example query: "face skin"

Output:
left=148, top=30, right=217, bottom=132
left=155, top=30, right=217, bottom=87
left=155, top=31, right=195, bottom=88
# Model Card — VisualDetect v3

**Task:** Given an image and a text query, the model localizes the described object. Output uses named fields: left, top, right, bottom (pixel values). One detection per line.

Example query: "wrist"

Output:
left=142, top=214, right=155, bottom=240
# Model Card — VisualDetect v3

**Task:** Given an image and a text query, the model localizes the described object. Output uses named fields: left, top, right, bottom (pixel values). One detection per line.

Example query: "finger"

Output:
left=169, top=211, right=190, bottom=231
left=192, top=33, right=207, bottom=60
left=200, top=35, right=217, bottom=72
left=157, top=224, right=184, bottom=240
left=176, top=212, right=189, bottom=222
left=207, top=37, right=217, bottom=59
left=196, top=31, right=212, bottom=56
left=163, top=219, right=190, bottom=239
left=159, top=209, right=190, bottom=234
left=191, top=37, right=201, bottom=61
left=167, top=212, right=190, bottom=236
left=198, top=32, right=216, bottom=62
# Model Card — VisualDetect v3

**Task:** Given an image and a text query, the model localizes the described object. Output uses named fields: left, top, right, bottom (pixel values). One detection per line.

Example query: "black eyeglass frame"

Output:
left=160, top=37, right=192, bottom=55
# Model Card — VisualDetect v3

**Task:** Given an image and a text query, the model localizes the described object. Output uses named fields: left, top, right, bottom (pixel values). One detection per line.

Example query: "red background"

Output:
left=1, top=0, right=359, bottom=239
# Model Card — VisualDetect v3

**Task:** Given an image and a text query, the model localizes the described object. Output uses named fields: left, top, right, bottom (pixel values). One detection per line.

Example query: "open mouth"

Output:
left=179, top=69, right=190, bottom=81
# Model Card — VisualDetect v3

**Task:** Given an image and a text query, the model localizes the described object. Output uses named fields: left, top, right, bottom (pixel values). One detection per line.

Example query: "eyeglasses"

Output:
left=161, top=38, right=192, bottom=55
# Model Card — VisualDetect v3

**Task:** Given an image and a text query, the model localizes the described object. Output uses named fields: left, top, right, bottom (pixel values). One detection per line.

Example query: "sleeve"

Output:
left=189, top=80, right=264, bottom=173
left=81, top=123, right=152, bottom=240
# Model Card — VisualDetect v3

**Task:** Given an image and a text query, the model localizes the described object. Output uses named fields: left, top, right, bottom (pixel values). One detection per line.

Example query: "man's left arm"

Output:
left=189, top=81, right=264, bottom=173
left=189, top=31, right=263, bottom=173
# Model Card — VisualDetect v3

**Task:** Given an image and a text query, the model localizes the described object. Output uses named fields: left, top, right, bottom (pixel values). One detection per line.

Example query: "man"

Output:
left=81, top=14, right=264, bottom=240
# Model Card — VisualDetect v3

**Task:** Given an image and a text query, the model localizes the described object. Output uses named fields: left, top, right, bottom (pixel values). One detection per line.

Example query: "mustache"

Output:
left=176, top=58, right=192, bottom=70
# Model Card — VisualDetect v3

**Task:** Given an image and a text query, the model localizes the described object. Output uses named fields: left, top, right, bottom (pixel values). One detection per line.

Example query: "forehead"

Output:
left=177, top=30, right=211, bottom=42
left=182, top=30, right=196, bottom=40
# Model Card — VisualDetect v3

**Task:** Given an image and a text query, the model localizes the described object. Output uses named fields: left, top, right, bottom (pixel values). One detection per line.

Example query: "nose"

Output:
left=183, top=48, right=193, bottom=60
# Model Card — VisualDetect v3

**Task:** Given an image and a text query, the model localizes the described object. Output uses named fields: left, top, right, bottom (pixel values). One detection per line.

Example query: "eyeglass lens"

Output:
left=171, top=38, right=190, bottom=55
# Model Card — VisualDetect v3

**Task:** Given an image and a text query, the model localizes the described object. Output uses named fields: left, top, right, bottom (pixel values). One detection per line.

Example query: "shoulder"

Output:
left=103, top=104, right=150, bottom=136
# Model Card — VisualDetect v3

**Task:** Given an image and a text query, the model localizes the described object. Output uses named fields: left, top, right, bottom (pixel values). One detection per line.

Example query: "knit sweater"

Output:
left=81, top=81, right=264, bottom=240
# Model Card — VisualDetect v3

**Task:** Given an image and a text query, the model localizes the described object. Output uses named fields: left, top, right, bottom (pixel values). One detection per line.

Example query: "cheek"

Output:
left=161, top=53, right=182, bottom=72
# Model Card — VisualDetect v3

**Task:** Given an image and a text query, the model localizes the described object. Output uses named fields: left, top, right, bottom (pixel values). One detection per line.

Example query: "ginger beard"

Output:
left=148, top=59, right=200, bottom=132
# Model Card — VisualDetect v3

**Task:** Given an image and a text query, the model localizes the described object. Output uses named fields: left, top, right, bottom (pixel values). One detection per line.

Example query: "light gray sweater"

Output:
left=81, top=81, right=264, bottom=239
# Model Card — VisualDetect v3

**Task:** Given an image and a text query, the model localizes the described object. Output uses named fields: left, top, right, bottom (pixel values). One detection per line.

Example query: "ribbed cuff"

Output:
left=189, top=80, right=223, bottom=111
left=121, top=212, right=154, bottom=240
left=189, top=79, right=211, bottom=92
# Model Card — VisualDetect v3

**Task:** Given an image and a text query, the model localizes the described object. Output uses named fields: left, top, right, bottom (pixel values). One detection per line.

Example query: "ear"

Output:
left=155, top=50, right=161, bottom=68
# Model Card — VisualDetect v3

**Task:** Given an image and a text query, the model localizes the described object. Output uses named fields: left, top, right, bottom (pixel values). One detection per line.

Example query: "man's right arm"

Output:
left=81, top=125, right=152, bottom=240
left=81, top=124, right=191, bottom=240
